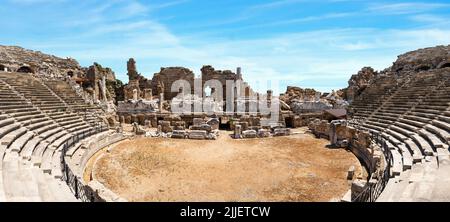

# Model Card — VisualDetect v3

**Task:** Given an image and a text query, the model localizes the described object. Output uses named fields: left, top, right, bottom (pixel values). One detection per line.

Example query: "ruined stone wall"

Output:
left=308, top=120, right=381, bottom=174
left=280, top=86, right=320, bottom=105
left=279, top=86, right=347, bottom=114
left=201, top=65, right=253, bottom=101
left=345, top=67, right=378, bottom=102
left=0, top=45, right=83, bottom=78
left=86, top=63, right=117, bottom=102
left=151, top=67, right=195, bottom=100
left=392, top=45, right=450, bottom=73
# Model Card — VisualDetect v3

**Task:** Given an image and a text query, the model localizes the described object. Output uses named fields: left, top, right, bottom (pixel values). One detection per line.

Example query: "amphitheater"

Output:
left=0, top=44, right=449, bottom=202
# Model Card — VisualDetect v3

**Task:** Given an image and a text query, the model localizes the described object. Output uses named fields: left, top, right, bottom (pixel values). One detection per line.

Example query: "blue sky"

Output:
left=1, top=0, right=450, bottom=93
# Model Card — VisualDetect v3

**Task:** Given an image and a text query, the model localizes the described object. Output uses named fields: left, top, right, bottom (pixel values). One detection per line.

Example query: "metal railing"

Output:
left=60, top=125, right=107, bottom=202
left=351, top=131, right=392, bottom=202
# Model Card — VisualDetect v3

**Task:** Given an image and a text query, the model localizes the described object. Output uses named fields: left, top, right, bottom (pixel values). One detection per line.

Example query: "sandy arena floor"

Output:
left=90, top=129, right=362, bottom=202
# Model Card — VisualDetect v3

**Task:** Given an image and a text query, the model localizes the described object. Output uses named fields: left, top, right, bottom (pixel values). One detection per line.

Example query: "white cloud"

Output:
left=150, top=0, right=189, bottom=10
left=250, top=0, right=310, bottom=9
left=9, top=0, right=66, bottom=4
left=119, top=1, right=148, bottom=18
left=368, top=2, right=449, bottom=15
left=409, top=14, right=448, bottom=24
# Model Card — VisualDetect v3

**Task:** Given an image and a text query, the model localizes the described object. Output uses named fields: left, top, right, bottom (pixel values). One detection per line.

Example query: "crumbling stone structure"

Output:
left=0, top=45, right=83, bottom=78
left=152, top=67, right=195, bottom=100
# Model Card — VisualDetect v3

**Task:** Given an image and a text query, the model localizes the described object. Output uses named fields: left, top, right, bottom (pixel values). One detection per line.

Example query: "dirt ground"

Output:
left=91, top=129, right=362, bottom=202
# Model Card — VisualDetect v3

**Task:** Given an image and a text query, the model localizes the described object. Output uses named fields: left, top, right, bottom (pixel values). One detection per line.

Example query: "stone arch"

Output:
left=414, top=65, right=431, bottom=72
left=437, top=61, right=450, bottom=69
left=17, top=66, right=34, bottom=73
left=0, top=64, right=6, bottom=72
left=67, top=71, right=74, bottom=77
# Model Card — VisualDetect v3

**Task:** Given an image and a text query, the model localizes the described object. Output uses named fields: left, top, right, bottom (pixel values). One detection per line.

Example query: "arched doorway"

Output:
left=67, top=71, right=74, bottom=77
left=415, top=65, right=430, bottom=72
left=0, top=64, right=6, bottom=72
left=438, top=63, right=450, bottom=69
left=17, top=66, right=34, bottom=73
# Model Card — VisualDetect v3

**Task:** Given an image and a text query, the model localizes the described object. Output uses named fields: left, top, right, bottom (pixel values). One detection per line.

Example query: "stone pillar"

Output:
left=159, top=93, right=164, bottom=111
left=315, top=92, right=321, bottom=102
left=267, top=90, right=272, bottom=101
left=236, top=67, right=242, bottom=79
left=330, top=122, right=338, bottom=146
left=347, top=166, right=355, bottom=180
left=131, top=114, right=138, bottom=124
left=132, top=89, right=138, bottom=101
left=234, top=124, right=242, bottom=139
left=143, top=88, right=153, bottom=100
left=124, top=115, right=131, bottom=124
left=157, top=125, right=162, bottom=134
left=101, top=75, right=107, bottom=102
left=119, top=115, right=125, bottom=124
left=267, top=90, right=273, bottom=108
left=92, top=91, right=97, bottom=104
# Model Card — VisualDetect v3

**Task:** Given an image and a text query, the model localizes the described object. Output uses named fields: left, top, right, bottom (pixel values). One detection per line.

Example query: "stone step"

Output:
left=31, top=142, right=50, bottom=167
left=15, top=113, right=46, bottom=122
left=394, top=121, right=419, bottom=132
left=40, top=147, right=56, bottom=174
left=11, top=110, right=40, bottom=118
left=67, top=124, right=91, bottom=133
left=399, top=117, right=427, bottom=128
left=26, top=119, right=54, bottom=131
left=3, top=108, right=37, bottom=114
left=418, top=129, right=447, bottom=149
left=411, top=134, right=434, bottom=156
left=404, top=139, right=424, bottom=161
left=398, top=143, right=413, bottom=170
left=1, top=126, right=27, bottom=147
left=39, top=127, right=64, bottom=140
left=20, top=136, right=44, bottom=161
left=412, top=108, right=441, bottom=115
left=0, top=114, right=8, bottom=121
left=0, top=104, right=33, bottom=110
left=385, top=128, right=409, bottom=142
left=0, top=118, right=14, bottom=128
left=51, top=150, right=63, bottom=179
left=9, top=131, right=35, bottom=153
left=389, top=125, right=415, bottom=138
left=409, top=112, right=436, bottom=119
left=387, top=143, right=403, bottom=177
left=2, top=159, right=42, bottom=201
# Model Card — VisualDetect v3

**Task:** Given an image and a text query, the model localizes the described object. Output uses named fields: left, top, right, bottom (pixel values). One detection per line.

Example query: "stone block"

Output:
left=172, top=121, right=186, bottom=127
left=190, top=124, right=212, bottom=133
left=257, top=129, right=270, bottom=138
left=162, top=125, right=173, bottom=133
left=188, top=130, right=207, bottom=140
left=174, top=126, right=185, bottom=130
left=171, top=130, right=187, bottom=139
left=193, top=118, right=206, bottom=126
left=347, top=165, right=355, bottom=180
left=242, top=130, right=257, bottom=138
left=124, top=115, right=131, bottom=124
left=234, top=125, right=242, bottom=139
left=273, top=128, right=291, bottom=137
left=206, top=118, right=220, bottom=130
